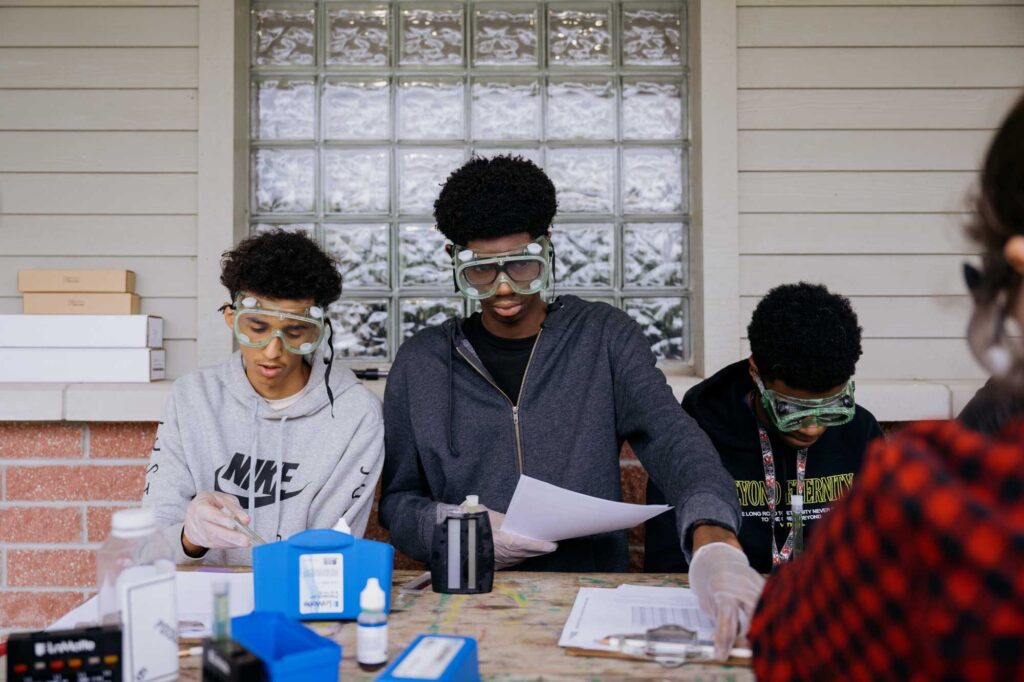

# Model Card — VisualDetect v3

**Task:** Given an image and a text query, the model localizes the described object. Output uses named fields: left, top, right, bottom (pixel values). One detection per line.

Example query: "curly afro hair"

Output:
left=434, top=155, right=557, bottom=244
left=220, top=230, right=342, bottom=307
left=748, top=282, right=863, bottom=392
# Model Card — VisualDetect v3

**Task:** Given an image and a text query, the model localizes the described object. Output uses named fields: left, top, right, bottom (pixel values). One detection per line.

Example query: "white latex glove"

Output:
left=183, top=491, right=251, bottom=551
left=485, top=508, right=558, bottom=569
left=688, top=542, right=765, bottom=660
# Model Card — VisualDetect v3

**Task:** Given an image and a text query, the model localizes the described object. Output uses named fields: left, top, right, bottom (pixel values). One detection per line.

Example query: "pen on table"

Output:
left=599, top=634, right=752, bottom=661
left=220, top=505, right=266, bottom=546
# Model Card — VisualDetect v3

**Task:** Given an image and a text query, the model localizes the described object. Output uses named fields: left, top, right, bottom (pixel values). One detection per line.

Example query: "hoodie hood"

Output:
left=682, top=359, right=760, bottom=451
left=226, top=343, right=360, bottom=421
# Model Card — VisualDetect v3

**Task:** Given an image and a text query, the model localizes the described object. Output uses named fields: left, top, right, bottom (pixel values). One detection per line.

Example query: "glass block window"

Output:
left=250, top=1, right=690, bottom=362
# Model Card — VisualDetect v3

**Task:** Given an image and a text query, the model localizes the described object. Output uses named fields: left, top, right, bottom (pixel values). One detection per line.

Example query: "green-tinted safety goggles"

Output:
left=452, top=237, right=552, bottom=300
left=753, top=372, right=856, bottom=432
left=231, top=295, right=326, bottom=356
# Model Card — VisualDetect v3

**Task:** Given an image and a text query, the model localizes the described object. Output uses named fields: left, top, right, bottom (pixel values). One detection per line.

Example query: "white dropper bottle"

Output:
left=357, top=577, right=388, bottom=671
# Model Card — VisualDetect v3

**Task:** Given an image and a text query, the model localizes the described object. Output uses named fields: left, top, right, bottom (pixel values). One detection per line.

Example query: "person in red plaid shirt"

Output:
left=749, top=93, right=1024, bottom=680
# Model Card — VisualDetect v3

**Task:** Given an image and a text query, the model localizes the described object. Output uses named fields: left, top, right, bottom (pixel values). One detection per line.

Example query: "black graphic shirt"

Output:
left=646, top=360, right=883, bottom=574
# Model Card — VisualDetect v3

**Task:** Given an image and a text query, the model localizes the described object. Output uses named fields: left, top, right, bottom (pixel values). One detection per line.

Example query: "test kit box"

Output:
left=23, top=293, right=141, bottom=315
left=253, top=529, right=393, bottom=621
left=377, top=635, right=480, bottom=682
left=0, top=315, right=162, bottom=348
left=18, top=269, right=135, bottom=293
left=0, top=348, right=165, bottom=382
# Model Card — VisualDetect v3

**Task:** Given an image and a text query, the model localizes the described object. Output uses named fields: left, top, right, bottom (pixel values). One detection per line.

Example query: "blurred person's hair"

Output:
left=967, top=93, right=1024, bottom=304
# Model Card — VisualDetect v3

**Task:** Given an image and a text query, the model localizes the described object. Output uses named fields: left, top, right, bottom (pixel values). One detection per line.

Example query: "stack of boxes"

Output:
left=0, top=269, right=166, bottom=382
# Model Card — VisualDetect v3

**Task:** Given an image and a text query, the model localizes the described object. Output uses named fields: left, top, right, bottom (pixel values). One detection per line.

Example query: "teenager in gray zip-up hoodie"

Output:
left=379, top=156, right=743, bottom=572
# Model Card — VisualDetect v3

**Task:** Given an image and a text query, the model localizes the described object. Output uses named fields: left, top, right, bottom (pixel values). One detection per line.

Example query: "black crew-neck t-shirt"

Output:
left=461, top=313, right=537, bottom=404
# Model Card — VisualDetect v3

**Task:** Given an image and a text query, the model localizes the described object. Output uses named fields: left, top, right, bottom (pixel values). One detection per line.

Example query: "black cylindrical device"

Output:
left=430, top=495, right=494, bottom=594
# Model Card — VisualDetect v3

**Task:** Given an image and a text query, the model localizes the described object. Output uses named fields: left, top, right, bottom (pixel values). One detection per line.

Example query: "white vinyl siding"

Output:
left=0, top=2, right=199, bottom=378
left=737, top=0, right=1024, bottom=382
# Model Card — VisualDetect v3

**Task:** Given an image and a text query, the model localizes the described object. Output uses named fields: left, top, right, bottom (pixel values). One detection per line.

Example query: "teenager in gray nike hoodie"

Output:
left=142, top=231, right=384, bottom=565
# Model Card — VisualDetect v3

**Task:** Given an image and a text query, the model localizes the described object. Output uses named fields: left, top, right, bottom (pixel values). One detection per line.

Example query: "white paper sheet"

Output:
left=500, top=475, right=672, bottom=542
left=49, top=570, right=254, bottom=638
left=558, top=585, right=715, bottom=653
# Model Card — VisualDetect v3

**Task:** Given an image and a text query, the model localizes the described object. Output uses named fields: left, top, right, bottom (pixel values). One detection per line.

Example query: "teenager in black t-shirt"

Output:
left=647, top=283, right=883, bottom=574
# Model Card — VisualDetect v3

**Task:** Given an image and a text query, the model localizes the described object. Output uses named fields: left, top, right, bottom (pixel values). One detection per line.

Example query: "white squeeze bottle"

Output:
left=357, top=577, right=389, bottom=671
left=96, top=508, right=179, bottom=681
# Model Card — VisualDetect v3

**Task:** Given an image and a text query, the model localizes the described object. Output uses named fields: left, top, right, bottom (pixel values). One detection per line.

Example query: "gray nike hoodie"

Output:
left=142, top=347, right=384, bottom=565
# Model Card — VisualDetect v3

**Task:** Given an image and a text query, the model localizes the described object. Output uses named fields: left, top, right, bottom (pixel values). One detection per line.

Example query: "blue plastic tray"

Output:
left=231, top=612, right=341, bottom=682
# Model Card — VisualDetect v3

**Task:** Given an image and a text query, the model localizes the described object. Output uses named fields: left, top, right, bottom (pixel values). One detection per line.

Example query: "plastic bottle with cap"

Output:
left=96, top=508, right=178, bottom=679
left=357, top=577, right=389, bottom=671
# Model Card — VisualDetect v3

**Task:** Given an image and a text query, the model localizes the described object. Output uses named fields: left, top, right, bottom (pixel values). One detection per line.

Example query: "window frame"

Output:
left=195, top=0, right=739, bottom=378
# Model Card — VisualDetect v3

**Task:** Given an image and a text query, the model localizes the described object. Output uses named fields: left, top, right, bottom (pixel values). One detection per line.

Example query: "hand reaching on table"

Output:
left=688, top=541, right=765, bottom=660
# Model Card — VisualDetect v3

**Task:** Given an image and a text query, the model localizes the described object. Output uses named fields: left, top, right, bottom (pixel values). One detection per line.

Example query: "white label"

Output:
left=299, top=553, right=344, bottom=614
left=391, top=637, right=465, bottom=680
left=119, top=562, right=179, bottom=682
left=357, top=623, right=388, bottom=665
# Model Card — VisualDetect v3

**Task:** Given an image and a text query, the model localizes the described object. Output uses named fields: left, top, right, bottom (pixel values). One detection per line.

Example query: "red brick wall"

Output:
left=0, top=422, right=648, bottom=639
left=0, top=422, right=152, bottom=640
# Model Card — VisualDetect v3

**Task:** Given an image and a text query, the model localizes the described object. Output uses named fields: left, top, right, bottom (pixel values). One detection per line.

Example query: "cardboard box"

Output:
left=18, top=269, right=136, bottom=293
left=23, top=293, right=141, bottom=315
left=0, top=315, right=162, bottom=348
left=0, top=348, right=165, bottom=382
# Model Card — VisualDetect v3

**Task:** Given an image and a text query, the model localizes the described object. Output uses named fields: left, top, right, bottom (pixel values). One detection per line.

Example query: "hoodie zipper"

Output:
left=456, top=329, right=543, bottom=475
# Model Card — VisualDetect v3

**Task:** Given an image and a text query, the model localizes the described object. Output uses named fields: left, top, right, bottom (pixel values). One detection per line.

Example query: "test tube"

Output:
left=212, top=580, right=230, bottom=642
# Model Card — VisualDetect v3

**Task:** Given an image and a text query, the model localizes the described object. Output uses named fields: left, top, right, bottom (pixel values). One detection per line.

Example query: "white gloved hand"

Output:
left=183, top=491, right=251, bottom=551
left=485, top=508, right=558, bottom=569
left=688, top=542, right=765, bottom=660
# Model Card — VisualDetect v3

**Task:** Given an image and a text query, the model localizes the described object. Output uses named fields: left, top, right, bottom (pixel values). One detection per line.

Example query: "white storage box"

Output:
left=0, top=348, right=165, bottom=382
left=0, top=315, right=162, bottom=348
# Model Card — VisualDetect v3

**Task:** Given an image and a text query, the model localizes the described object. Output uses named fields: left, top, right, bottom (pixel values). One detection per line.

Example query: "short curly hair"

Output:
left=220, top=230, right=342, bottom=307
left=434, top=155, right=557, bottom=244
left=748, top=282, right=863, bottom=392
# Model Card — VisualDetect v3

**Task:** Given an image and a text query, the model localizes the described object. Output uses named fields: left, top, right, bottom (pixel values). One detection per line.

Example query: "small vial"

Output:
left=212, top=580, right=230, bottom=642
left=357, top=578, right=388, bottom=671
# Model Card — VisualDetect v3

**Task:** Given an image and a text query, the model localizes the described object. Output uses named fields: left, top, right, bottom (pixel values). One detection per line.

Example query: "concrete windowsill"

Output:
left=0, top=377, right=983, bottom=423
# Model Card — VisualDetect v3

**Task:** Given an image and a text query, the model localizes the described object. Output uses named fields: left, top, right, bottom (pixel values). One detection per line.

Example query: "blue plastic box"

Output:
left=253, top=529, right=393, bottom=620
left=231, top=612, right=341, bottom=682
left=375, top=635, right=480, bottom=682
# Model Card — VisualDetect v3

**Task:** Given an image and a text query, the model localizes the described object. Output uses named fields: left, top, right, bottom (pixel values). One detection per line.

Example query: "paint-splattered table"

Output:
left=181, top=570, right=755, bottom=682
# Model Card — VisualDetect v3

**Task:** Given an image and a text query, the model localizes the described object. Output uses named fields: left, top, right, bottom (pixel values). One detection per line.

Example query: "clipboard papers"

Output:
left=558, top=585, right=753, bottom=667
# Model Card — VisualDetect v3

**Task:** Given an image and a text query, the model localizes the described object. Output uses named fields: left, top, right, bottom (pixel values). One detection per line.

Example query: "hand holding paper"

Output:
left=485, top=507, right=559, bottom=569
left=500, top=475, right=672, bottom=542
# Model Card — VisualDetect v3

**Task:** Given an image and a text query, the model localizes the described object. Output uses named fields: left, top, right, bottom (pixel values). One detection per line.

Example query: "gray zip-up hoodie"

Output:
left=380, top=295, right=741, bottom=572
left=142, top=348, right=384, bottom=565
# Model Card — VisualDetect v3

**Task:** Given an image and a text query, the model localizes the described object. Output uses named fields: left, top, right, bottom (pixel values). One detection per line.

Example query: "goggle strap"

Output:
left=324, top=319, right=335, bottom=418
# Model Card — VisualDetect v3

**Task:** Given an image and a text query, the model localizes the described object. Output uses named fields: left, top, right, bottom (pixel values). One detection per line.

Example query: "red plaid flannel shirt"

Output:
left=749, top=418, right=1024, bottom=681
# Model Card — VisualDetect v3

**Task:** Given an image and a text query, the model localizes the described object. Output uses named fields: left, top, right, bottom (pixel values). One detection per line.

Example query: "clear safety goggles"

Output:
left=452, top=237, right=552, bottom=300
left=230, top=295, right=326, bottom=356
left=753, top=372, right=856, bottom=432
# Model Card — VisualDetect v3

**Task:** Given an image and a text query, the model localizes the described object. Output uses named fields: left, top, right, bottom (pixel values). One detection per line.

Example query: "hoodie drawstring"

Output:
left=274, top=416, right=287, bottom=541
left=248, top=398, right=259, bottom=523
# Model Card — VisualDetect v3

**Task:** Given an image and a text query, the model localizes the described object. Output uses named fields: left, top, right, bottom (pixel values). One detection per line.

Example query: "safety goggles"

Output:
left=230, top=295, right=326, bottom=355
left=451, top=237, right=552, bottom=300
left=753, top=372, right=856, bottom=432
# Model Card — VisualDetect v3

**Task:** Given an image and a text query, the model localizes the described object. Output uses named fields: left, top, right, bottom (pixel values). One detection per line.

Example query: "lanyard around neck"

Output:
left=757, top=423, right=808, bottom=567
